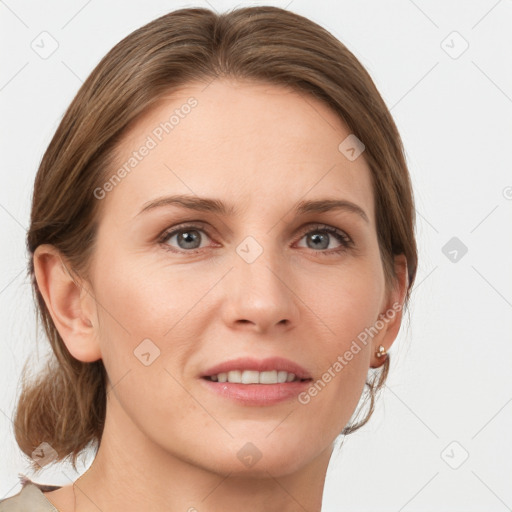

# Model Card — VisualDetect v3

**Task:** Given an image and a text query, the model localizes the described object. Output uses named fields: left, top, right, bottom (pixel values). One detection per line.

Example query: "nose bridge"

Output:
left=224, top=230, right=297, bottom=329
left=235, top=232, right=286, bottom=296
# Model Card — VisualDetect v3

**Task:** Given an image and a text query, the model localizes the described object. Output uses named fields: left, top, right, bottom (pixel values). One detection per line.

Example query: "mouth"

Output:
left=200, top=356, right=313, bottom=382
left=200, top=375, right=313, bottom=406
left=199, top=357, right=313, bottom=406
left=202, top=370, right=311, bottom=384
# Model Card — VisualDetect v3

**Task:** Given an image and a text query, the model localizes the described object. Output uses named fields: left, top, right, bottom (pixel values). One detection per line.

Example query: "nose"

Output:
left=221, top=238, right=300, bottom=334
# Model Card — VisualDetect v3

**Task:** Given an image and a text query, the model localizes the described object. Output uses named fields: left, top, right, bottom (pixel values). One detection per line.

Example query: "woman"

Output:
left=1, top=5, right=417, bottom=511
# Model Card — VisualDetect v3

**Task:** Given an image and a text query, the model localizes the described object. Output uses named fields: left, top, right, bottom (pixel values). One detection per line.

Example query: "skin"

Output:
left=34, top=78, right=408, bottom=511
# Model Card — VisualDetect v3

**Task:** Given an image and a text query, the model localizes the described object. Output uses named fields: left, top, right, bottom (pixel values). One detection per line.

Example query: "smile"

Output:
left=204, top=369, right=308, bottom=384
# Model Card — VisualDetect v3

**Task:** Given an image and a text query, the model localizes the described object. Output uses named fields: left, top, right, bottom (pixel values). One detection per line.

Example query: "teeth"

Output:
left=278, top=371, right=290, bottom=383
left=208, top=370, right=300, bottom=384
left=241, top=370, right=258, bottom=384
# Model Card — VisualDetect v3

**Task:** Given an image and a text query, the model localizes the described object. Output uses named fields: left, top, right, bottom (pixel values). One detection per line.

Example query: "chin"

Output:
left=200, top=436, right=318, bottom=478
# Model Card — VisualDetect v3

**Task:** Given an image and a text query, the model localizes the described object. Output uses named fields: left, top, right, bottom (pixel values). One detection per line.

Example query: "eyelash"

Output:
left=158, top=223, right=353, bottom=257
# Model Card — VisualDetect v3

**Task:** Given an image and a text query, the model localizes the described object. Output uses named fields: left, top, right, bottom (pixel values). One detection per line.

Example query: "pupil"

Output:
left=179, top=231, right=200, bottom=249
left=309, top=232, right=328, bottom=250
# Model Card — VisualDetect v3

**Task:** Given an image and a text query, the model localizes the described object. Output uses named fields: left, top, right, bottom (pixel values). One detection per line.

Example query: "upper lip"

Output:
left=200, top=356, right=313, bottom=380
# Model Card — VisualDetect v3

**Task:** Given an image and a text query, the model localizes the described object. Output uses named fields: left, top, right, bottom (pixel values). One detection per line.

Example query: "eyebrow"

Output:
left=136, top=194, right=369, bottom=223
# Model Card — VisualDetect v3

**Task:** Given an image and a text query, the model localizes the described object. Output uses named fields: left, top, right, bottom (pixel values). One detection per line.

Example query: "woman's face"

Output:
left=82, top=78, right=404, bottom=477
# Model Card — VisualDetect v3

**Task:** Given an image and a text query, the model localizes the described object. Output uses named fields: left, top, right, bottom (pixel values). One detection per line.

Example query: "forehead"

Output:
left=101, top=78, right=375, bottom=224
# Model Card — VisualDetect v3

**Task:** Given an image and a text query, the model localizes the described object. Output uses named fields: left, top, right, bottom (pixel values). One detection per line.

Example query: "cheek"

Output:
left=90, top=254, right=165, bottom=374
left=91, top=257, right=203, bottom=431
left=91, top=251, right=216, bottom=378
left=94, top=249, right=194, bottom=333
left=299, top=254, right=385, bottom=343
left=296, top=254, right=384, bottom=399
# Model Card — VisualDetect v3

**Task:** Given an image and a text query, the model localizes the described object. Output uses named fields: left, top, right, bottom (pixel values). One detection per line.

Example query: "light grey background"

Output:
left=1, top=0, right=511, bottom=509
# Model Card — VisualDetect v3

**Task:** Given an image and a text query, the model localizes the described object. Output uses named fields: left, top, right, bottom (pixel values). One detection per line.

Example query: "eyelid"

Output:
left=296, top=222, right=352, bottom=242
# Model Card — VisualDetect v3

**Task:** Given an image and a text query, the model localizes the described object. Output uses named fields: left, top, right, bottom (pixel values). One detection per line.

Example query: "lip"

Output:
left=199, top=356, right=313, bottom=380
left=200, top=378, right=312, bottom=406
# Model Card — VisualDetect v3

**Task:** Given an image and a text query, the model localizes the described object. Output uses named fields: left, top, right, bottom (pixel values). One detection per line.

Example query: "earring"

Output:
left=375, top=345, right=387, bottom=358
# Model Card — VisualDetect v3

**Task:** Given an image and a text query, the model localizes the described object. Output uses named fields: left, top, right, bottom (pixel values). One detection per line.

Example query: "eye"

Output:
left=295, top=223, right=353, bottom=255
left=158, top=222, right=353, bottom=256
left=159, top=224, right=213, bottom=253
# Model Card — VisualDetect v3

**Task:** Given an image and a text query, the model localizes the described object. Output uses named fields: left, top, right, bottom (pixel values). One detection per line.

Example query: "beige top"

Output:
left=0, top=475, right=60, bottom=511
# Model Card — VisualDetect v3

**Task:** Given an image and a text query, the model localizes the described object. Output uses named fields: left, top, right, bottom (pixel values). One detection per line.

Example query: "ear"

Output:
left=33, top=244, right=102, bottom=363
left=370, top=253, right=409, bottom=368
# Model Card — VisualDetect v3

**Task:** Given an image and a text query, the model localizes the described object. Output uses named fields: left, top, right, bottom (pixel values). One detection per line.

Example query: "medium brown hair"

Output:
left=15, top=5, right=417, bottom=471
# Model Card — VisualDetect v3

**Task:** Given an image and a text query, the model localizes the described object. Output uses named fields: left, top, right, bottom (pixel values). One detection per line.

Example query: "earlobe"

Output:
left=33, top=244, right=102, bottom=363
left=371, top=254, right=409, bottom=368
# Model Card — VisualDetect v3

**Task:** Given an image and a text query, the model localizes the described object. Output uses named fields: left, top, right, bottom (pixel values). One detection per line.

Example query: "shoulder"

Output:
left=0, top=475, right=60, bottom=511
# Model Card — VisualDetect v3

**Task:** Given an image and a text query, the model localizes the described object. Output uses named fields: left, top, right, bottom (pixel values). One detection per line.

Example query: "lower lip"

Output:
left=200, top=378, right=312, bottom=406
